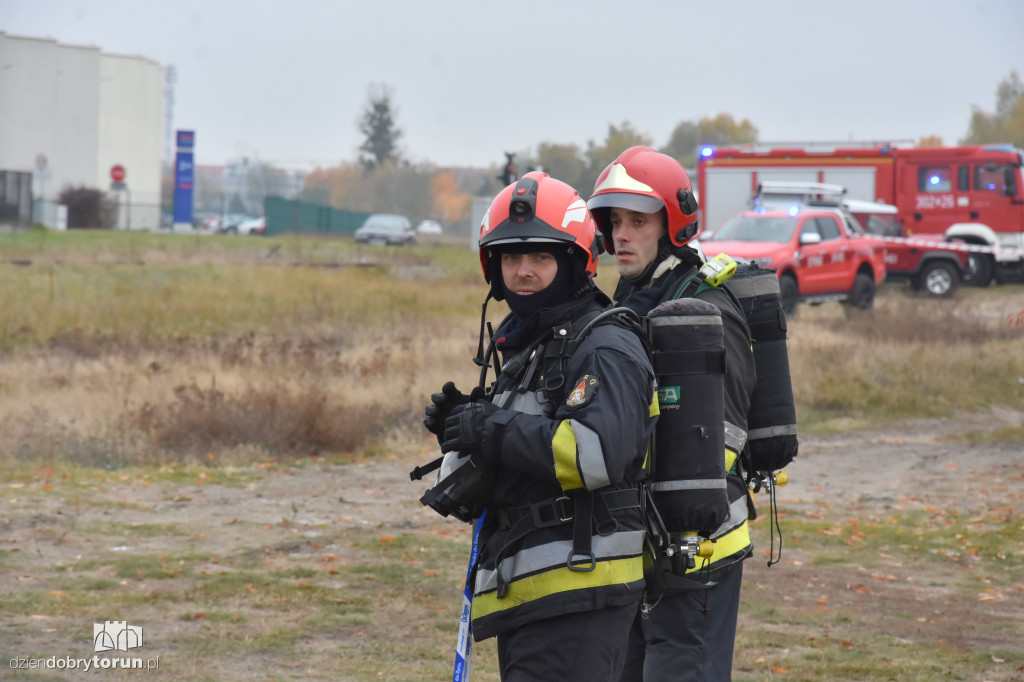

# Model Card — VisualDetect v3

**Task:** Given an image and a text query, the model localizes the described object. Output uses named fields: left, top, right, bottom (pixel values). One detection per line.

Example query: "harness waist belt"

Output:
left=495, top=489, right=641, bottom=530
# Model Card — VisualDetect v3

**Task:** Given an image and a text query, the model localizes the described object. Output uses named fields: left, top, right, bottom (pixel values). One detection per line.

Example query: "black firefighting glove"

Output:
left=423, top=382, right=484, bottom=445
left=440, top=401, right=501, bottom=457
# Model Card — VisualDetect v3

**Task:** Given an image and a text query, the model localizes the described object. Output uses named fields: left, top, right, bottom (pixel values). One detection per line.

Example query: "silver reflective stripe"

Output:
left=474, top=530, right=645, bottom=594
left=724, top=420, right=748, bottom=453
left=726, top=274, right=780, bottom=298
left=748, top=424, right=798, bottom=440
left=709, top=496, right=750, bottom=540
left=570, top=419, right=610, bottom=489
left=492, top=389, right=546, bottom=415
left=648, top=316, right=722, bottom=328
left=649, top=478, right=727, bottom=492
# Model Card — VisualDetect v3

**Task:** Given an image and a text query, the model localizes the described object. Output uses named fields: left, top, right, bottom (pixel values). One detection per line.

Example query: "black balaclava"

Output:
left=495, top=243, right=576, bottom=320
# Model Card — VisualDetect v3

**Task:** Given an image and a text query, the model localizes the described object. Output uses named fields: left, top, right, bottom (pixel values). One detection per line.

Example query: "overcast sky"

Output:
left=4, top=0, right=1023, bottom=171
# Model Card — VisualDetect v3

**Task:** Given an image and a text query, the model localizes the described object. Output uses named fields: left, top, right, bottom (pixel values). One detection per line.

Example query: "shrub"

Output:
left=58, top=185, right=118, bottom=229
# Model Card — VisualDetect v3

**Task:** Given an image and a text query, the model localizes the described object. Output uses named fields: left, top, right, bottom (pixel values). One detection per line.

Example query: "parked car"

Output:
left=416, top=219, right=443, bottom=235
left=234, top=216, right=266, bottom=236
left=704, top=206, right=887, bottom=317
left=354, top=214, right=416, bottom=245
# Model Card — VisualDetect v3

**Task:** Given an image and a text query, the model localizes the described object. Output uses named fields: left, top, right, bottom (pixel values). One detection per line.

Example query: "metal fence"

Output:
left=264, top=196, right=370, bottom=237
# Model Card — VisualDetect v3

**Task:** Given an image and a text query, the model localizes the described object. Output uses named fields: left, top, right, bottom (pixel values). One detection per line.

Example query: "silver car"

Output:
left=354, top=214, right=416, bottom=245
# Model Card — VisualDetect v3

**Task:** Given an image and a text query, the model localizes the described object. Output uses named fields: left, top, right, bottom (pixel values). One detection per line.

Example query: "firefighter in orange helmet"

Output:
left=421, top=171, right=658, bottom=680
left=589, top=148, right=757, bottom=682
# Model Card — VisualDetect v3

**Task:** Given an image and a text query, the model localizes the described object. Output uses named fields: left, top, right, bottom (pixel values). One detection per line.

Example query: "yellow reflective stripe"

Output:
left=641, top=390, right=659, bottom=473
left=552, top=420, right=584, bottom=491
left=687, top=520, right=751, bottom=573
left=724, top=447, right=738, bottom=473
left=472, top=556, right=644, bottom=619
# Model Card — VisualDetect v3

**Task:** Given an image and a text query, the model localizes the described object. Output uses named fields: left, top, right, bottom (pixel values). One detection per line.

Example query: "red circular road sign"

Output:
left=110, top=164, right=126, bottom=182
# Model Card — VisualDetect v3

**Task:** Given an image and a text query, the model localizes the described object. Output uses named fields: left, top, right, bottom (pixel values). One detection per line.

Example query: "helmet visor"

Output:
left=587, top=191, right=664, bottom=214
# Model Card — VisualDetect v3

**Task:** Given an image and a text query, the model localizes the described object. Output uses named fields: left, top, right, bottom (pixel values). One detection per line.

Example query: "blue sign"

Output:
left=172, top=150, right=194, bottom=224
left=172, top=130, right=195, bottom=225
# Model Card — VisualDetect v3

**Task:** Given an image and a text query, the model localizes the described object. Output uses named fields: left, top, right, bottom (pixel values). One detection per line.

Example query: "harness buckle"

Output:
left=530, top=495, right=573, bottom=528
left=566, top=550, right=596, bottom=572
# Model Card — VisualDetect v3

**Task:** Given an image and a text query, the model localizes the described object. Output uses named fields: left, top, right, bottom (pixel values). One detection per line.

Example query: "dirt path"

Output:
left=737, top=408, right=1024, bottom=680
left=3, top=410, right=1022, bottom=680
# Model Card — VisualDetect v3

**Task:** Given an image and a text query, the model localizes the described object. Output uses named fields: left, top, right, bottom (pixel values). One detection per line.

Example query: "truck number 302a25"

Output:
left=915, top=194, right=956, bottom=210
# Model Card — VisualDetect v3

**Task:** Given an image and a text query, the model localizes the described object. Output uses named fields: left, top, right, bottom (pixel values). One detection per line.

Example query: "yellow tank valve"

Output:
left=774, top=471, right=789, bottom=487
left=697, top=539, right=714, bottom=558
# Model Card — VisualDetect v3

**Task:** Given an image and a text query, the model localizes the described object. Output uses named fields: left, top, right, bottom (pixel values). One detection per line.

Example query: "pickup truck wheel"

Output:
left=779, top=274, right=798, bottom=318
left=844, top=273, right=875, bottom=311
left=964, top=254, right=993, bottom=287
left=914, top=261, right=958, bottom=298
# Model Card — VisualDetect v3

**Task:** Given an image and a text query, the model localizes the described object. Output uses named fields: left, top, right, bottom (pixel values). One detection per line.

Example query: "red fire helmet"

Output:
left=479, top=171, right=601, bottom=283
left=587, top=146, right=700, bottom=254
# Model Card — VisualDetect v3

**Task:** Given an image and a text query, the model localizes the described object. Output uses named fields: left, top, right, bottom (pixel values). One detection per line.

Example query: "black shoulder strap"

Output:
left=540, top=307, right=651, bottom=409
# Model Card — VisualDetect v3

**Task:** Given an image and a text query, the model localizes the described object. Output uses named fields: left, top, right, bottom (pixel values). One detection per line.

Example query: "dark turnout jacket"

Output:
left=469, top=291, right=658, bottom=641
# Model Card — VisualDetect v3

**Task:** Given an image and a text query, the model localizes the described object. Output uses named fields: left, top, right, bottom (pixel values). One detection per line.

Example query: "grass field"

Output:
left=1, top=229, right=1023, bottom=681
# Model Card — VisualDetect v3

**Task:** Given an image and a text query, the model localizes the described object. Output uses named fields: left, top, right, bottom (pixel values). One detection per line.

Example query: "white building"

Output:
left=0, top=32, right=164, bottom=229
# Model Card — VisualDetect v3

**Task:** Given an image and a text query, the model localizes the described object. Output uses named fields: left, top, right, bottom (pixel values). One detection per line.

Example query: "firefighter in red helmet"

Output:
left=421, top=171, right=658, bottom=681
left=589, top=148, right=757, bottom=682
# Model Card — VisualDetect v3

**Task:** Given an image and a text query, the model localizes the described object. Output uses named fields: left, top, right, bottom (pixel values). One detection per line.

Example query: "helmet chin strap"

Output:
left=622, top=236, right=676, bottom=288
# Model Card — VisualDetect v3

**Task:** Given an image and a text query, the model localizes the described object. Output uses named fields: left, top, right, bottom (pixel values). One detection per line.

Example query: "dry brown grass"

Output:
left=0, top=321, right=482, bottom=469
left=787, top=289, right=1024, bottom=430
left=1, top=230, right=1022, bottom=476
left=0, top=232, right=486, bottom=472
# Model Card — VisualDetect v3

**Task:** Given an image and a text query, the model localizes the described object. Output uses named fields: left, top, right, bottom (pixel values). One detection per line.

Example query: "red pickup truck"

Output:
left=703, top=204, right=887, bottom=317
left=750, top=183, right=977, bottom=299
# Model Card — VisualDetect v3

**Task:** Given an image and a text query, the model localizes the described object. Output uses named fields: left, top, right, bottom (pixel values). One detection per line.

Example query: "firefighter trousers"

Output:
left=619, top=562, right=744, bottom=682
left=496, top=599, right=639, bottom=681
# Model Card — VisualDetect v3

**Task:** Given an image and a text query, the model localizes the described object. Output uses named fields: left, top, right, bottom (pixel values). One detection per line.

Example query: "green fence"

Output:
left=264, top=196, right=371, bottom=237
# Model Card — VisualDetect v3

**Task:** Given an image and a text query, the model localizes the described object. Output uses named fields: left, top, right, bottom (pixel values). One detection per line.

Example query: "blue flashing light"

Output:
left=929, top=175, right=941, bottom=185
left=700, top=146, right=714, bottom=158
left=788, top=205, right=800, bottom=216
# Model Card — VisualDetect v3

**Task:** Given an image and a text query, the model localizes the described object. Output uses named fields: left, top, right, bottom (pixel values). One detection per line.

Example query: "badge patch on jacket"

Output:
left=566, top=374, right=599, bottom=409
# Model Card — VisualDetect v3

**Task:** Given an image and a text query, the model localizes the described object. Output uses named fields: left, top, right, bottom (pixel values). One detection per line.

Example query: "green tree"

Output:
left=663, top=113, right=759, bottom=167
left=535, top=142, right=587, bottom=193
left=961, top=71, right=1024, bottom=148
left=303, top=162, right=435, bottom=222
left=358, top=83, right=403, bottom=169
left=584, top=122, right=653, bottom=196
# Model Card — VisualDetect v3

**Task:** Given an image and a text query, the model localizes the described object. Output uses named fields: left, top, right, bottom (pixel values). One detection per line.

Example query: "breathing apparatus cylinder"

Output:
left=727, top=264, right=799, bottom=473
left=646, top=297, right=729, bottom=538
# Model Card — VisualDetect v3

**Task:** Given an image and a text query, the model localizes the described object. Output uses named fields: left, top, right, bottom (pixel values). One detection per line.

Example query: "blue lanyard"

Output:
left=453, top=511, right=486, bottom=682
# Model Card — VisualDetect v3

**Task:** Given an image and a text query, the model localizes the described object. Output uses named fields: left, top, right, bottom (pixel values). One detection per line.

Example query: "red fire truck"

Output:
left=696, top=143, right=1024, bottom=286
